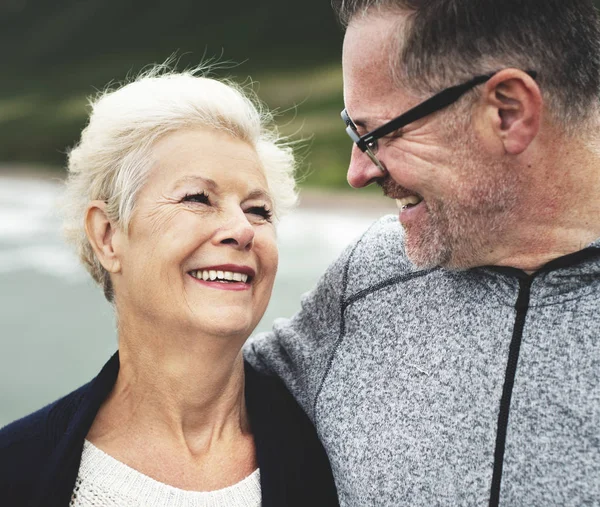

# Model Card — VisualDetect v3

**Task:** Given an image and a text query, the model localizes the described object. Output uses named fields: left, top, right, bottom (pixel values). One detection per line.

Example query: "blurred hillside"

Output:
left=2, top=0, right=600, bottom=189
left=0, top=0, right=352, bottom=187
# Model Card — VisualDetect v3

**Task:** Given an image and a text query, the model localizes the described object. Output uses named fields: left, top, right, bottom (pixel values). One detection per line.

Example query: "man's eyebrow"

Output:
left=344, top=108, right=370, bottom=130
left=353, top=117, right=369, bottom=129
left=352, top=116, right=379, bottom=133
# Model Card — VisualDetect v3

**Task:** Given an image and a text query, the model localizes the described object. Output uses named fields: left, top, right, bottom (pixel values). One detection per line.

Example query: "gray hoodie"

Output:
left=245, top=215, right=600, bottom=507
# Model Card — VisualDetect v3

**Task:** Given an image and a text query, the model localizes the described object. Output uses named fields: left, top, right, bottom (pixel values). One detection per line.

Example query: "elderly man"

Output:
left=245, top=0, right=600, bottom=505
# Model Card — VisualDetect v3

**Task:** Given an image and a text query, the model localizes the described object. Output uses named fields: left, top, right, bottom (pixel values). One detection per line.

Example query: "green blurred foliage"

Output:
left=0, top=0, right=351, bottom=187
left=2, top=0, right=600, bottom=188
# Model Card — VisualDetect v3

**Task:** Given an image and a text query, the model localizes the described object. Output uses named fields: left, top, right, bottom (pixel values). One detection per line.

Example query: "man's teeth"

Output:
left=190, top=270, right=249, bottom=283
left=395, top=195, right=423, bottom=210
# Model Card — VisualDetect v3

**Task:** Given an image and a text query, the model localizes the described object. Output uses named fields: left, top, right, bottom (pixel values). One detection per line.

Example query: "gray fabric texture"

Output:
left=245, top=215, right=600, bottom=507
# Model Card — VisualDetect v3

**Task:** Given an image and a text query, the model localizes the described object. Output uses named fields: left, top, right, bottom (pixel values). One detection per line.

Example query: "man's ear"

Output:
left=475, top=69, right=542, bottom=155
left=85, top=201, right=123, bottom=274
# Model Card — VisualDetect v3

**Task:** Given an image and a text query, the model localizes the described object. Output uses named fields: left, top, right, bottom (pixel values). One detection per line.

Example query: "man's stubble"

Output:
left=382, top=124, right=523, bottom=270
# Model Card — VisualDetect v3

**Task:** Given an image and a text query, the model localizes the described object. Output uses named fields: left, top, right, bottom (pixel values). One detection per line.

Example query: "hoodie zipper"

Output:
left=489, top=276, right=532, bottom=507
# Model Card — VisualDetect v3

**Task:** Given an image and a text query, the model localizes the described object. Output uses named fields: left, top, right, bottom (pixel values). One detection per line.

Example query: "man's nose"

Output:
left=347, top=145, right=385, bottom=188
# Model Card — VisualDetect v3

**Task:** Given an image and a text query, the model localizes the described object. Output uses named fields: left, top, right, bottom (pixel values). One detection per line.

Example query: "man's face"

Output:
left=342, top=13, right=523, bottom=269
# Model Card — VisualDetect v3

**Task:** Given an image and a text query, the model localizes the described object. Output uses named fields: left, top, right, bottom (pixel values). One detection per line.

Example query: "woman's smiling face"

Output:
left=112, top=128, right=278, bottom=341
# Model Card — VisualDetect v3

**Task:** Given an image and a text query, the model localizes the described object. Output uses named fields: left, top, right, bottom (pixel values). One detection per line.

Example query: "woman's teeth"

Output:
left=396, top=195, right=423, bottom=211
left=190, top=270, right=249, bottom=283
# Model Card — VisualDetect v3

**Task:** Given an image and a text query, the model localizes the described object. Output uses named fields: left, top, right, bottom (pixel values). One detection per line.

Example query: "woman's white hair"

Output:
left=62, top=65, right=298, bottom=301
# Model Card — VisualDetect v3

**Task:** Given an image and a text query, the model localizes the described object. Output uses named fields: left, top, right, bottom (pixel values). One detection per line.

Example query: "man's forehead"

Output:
left=342, top=14, right=399, bottom=78
left=342, top=13, right=410, bottom=126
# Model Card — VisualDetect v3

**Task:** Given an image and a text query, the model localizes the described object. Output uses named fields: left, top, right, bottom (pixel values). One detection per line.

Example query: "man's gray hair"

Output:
left=62, top=65, right=297, bottom=302
left=333, top=0, right=600, bottom=130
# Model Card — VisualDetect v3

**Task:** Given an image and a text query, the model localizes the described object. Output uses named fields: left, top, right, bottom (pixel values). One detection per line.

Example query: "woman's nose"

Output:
left=213, top=210, right=255, bottom=251
left=347, top=145, right=385, bottom=188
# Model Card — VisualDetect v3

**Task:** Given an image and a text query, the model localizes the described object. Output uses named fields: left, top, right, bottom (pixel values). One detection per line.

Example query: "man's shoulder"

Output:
left=351, top=213, right=407, bottom=254
left=343, top=214, right=429, bottom=294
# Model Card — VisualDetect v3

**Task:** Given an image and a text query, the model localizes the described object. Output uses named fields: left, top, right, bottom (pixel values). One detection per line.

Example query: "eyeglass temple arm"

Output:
left=364, top=70, right=537, bottom=142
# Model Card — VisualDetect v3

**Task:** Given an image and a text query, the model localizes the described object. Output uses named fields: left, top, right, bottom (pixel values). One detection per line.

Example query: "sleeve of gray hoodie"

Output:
left=244, top=215, right=407, bottom=421
left=244, top=238, right=355, bottom=422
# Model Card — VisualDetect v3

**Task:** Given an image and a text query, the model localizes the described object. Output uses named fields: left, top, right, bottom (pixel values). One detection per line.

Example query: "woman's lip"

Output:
left=191, top=264, right=256, bottom=277
left=188, top=275, right=251, bottom=291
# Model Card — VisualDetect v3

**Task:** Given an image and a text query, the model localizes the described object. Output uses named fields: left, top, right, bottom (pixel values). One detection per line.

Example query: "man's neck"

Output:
left=488, top=135, right=600, bottom=271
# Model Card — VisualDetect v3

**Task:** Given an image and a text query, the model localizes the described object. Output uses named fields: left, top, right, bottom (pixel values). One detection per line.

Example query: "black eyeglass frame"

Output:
left=341, top=70, right=537, bottom=172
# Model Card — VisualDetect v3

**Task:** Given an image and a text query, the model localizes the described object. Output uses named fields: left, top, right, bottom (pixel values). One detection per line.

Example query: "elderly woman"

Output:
left=0, top=69, right=338, bottom=507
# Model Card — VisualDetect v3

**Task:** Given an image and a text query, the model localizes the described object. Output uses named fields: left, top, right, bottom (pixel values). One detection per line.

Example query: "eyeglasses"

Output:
left=341, top=70, right=537, bottom=173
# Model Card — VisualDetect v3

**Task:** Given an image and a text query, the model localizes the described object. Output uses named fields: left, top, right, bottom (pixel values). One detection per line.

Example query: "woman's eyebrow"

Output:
left=246, top=189, right=273, bottom=205
left=171, top=175, right=218, bottom=191
left=170, top=177, right=272, bottom=204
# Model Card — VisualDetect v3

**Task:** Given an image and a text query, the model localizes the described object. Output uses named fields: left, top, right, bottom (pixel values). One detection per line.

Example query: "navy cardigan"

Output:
left=0, top=352, right=339, bottom=507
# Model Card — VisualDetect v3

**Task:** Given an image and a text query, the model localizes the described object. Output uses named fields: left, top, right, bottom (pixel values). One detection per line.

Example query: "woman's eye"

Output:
left=182, top=191, right=210, bottom=204
left=246, top=206, right=273, bottom=222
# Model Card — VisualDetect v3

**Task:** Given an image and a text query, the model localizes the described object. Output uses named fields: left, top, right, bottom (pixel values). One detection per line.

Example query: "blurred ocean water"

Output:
left=0, top=176, right=394, bottom=426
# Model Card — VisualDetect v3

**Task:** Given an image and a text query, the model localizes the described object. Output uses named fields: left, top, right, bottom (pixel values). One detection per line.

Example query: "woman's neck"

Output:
left=86, top=320, right=255, bottom=489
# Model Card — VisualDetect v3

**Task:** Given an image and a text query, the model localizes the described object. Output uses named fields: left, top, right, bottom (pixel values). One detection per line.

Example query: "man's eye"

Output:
left=182, top=191, right=210, bottom=204
left=381, top=130, right=402, bottom=145
left=247, top=206, right=273, bottom=222
left=384, top=129, right=402, bottom=140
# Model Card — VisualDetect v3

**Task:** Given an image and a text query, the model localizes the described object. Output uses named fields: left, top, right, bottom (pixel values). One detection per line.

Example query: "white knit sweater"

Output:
left=70, top=441, right=261, bottom=507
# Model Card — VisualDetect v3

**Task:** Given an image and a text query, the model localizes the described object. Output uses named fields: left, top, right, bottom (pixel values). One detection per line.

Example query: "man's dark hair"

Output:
left=332, top=0, right=600, bottom=129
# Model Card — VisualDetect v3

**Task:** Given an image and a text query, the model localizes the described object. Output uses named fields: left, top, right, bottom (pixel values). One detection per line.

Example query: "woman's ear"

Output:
left=85, top=201, right=123, bottom=274
left=474, top=69, right=542, bottom=155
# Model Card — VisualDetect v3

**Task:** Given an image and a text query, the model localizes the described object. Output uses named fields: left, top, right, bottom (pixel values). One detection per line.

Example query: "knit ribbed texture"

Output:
left=70, top=441, right=261, bottom=507
left=246, top=215, right=600, bottom=506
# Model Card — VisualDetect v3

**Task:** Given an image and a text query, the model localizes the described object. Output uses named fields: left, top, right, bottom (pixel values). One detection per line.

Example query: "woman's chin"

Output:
left=186, top=311, right=257, bottom=342
left=178, top=293, right=267, bottom=341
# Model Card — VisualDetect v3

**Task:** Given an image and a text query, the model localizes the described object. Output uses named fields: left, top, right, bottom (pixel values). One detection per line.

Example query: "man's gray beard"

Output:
left=381, top=143, right=521, bottom=270
left=404, top=184, right=518, bottom=270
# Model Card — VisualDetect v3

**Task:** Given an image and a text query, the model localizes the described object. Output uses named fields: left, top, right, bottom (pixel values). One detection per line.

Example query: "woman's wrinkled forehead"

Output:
left=140, top=128, right=270, bottom=201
